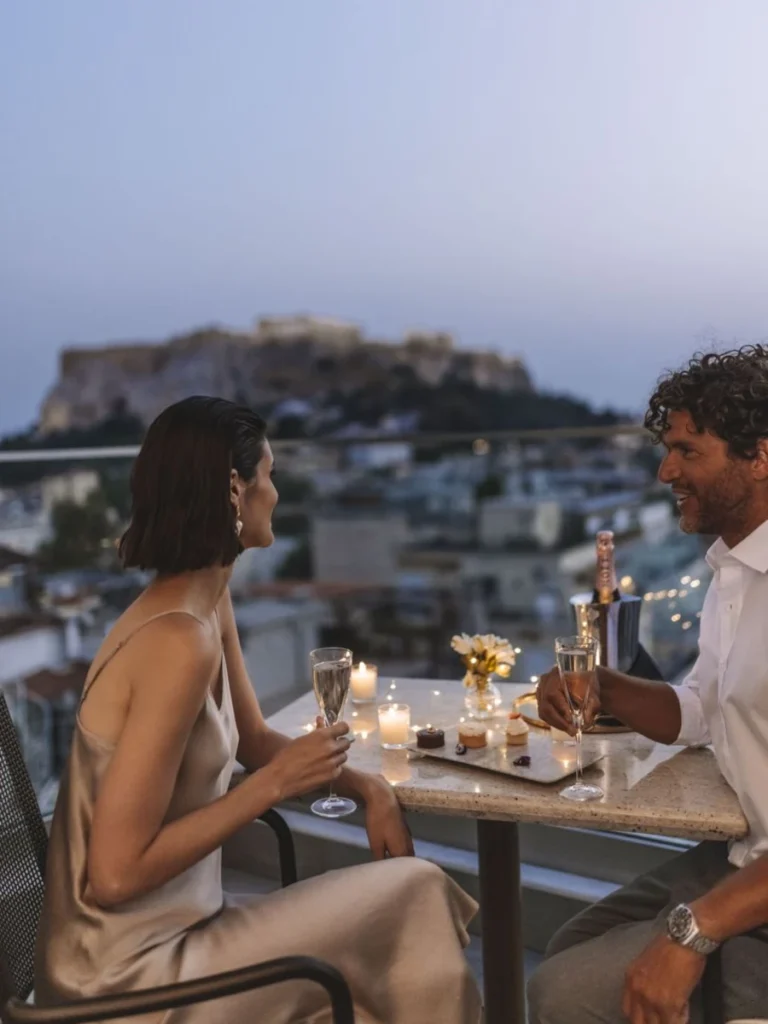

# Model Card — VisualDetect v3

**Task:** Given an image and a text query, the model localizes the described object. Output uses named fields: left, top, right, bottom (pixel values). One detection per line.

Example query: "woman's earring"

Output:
left=235, top=507, right=244, bottom=538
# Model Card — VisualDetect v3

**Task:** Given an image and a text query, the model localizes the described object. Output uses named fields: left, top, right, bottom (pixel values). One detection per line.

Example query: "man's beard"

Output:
left=679, top=467, right=751, bottom=538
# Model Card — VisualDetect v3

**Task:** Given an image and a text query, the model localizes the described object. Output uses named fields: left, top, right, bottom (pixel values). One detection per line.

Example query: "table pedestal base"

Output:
left=477, top=819, right=526, bottom=1024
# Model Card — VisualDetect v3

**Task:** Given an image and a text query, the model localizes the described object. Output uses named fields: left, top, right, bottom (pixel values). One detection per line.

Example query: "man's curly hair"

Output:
left=644, top=345, right=768, bottom=459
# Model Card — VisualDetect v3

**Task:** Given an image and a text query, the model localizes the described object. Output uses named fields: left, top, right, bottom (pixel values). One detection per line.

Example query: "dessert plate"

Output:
left=408, top=726, right=604, bottom=785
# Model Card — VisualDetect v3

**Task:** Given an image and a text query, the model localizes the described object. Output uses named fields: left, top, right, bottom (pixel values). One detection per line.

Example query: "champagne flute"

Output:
left=555, top=635, right=604, bottom=803
left=309, top=647, right=357, bottom=819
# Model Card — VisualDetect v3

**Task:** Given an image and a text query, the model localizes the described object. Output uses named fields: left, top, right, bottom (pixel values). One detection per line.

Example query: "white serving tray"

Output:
left=408, top=726, right=604, bottom=785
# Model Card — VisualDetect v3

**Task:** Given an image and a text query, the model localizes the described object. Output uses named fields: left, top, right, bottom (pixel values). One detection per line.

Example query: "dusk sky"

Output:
left=3, top=1, right=768, bottom=433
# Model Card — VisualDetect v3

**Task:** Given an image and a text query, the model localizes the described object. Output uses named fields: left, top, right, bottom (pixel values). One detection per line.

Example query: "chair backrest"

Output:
left=0, top=693, right=48, bottom=1004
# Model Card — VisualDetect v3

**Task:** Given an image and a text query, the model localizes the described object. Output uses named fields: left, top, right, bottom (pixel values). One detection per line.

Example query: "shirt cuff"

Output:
left=674, top=684, right=711, bottom=747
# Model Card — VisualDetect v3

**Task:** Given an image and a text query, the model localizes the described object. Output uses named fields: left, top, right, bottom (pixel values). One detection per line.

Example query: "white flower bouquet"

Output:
left=450, top=633, right=516, bottom=692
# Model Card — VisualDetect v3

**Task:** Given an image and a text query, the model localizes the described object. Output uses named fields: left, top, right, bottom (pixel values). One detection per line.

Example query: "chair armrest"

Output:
left=258, top=809, right=298, bottom=887
left=4, top=956, right=354, bottom=1024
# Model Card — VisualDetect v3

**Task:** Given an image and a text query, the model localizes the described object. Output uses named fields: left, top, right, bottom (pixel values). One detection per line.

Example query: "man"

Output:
left=529, top=345, right=768, bottom=1024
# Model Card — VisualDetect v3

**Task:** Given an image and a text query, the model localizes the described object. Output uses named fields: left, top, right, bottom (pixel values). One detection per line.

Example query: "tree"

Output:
left=275, top=473, right=314, bottom=504
left=475, top=474, right=504, bottom=501
left=276, top=540, right=313, bottom=580
left=99, top=463, right=133, bottom=521
left=38, top=491, right=114, bottom=570
left=270, top=415, right=307, bottom=440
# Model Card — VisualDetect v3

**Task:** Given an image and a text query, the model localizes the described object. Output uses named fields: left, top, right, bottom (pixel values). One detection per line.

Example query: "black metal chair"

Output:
left=0, top=695, right=354, bottom=1023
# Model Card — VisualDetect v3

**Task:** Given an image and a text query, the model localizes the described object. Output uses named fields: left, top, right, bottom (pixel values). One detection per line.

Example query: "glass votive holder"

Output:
left=350, top=661, right=378, bottom=704
left=378, top=703, right=411, bottom=749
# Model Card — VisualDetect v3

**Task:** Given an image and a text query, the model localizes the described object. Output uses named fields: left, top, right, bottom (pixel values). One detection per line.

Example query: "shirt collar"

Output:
left=706, top=519, right=768, bottom=574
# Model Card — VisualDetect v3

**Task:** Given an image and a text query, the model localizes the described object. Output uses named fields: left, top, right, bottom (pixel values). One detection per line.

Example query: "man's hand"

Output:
left=362, top=776, right=415, bottom=860
left=536, top=665, right=601, bottom=734
left=623, top=932, right=706, bottom=1024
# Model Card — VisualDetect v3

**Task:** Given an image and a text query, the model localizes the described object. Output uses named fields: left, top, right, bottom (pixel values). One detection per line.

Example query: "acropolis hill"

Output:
left=40, top=316, right=533, bottom=434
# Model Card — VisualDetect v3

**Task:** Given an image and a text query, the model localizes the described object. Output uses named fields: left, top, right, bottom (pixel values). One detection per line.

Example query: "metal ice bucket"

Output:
left=569, top=592, right=643, bottom=672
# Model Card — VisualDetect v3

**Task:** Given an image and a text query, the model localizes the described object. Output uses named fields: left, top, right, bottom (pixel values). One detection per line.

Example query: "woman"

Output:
left=35, top=397, right=482, bottom=1023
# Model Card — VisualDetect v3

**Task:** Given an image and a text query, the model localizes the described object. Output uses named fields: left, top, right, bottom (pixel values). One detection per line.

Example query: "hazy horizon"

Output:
left=4, top=1, right=768, bottom=433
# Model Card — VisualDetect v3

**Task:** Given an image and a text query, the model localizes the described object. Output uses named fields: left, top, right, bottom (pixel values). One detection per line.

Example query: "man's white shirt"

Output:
left=676, top=519, right=768, bottom=866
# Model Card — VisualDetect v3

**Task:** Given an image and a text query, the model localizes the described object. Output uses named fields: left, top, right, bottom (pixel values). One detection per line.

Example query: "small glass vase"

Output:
left=463, top=676, right=503, bottom=719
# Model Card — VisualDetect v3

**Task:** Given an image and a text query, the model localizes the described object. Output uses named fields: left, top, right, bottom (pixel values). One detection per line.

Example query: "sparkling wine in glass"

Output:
left=310, top=647, right=356, bottom=819
left=555, top=635, right=603, bottom=803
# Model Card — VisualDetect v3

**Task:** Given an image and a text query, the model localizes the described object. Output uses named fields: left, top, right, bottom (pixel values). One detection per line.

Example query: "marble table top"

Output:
left=267, top=678, right=748, bottom=842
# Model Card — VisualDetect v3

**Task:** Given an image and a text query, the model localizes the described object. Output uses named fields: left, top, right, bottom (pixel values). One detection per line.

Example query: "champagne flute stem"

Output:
left=325, top=713, right=336, bottom=805
left=574, top=711, right=584, bottom=786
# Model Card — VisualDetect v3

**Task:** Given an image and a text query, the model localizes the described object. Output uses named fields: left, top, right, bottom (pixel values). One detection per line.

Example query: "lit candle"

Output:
left=350, top=661, right=378, bottom=704
left=378, top=703, right=411, bottom=749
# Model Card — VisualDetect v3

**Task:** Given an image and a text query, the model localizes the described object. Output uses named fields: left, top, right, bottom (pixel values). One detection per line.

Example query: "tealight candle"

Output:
left=350, top=661, right=378, bottom=704
left=378, top=703, right=411, bottom=749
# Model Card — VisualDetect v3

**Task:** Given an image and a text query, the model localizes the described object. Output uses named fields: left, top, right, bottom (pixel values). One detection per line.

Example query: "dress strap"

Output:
left=79, top=609, right=206, bottom=707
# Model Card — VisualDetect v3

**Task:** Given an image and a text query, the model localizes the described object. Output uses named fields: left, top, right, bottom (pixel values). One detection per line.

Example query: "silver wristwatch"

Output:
left=666, top=904, right=720, bottom=955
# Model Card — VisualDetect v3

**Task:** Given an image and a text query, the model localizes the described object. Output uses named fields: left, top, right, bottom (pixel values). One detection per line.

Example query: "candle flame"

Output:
left=359, top=661, right=366, bottom=671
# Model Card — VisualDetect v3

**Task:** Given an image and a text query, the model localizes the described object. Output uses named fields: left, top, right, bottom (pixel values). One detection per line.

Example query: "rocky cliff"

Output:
left=39, top=316, right=533, bottom=434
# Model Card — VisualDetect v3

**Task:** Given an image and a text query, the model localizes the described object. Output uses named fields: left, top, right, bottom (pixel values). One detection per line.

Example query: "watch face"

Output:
left=668, top=905, right=693, bottom=942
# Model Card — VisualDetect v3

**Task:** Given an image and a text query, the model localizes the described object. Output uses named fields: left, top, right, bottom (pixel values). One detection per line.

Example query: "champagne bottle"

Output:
left=570, top=531, right=640, bottom=730
left=592, top=530, right=621, bottom=606
left=590, top=530, right=621, bottom=684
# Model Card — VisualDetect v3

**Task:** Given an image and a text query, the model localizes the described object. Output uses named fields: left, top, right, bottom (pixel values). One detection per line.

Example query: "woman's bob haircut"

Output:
left=119, top=396, right=267, bottom=574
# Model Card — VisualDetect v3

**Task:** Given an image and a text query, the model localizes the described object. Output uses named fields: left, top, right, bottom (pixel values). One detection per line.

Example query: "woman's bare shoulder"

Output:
left=91, top=608, right=214, bottom=673
left=123, top=612, right=218, bottom=678
left=80, top=610, right=219, bottom=744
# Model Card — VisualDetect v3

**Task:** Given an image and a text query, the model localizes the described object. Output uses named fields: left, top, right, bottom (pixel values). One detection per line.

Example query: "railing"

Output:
left=0, top=422, right=704, bottom=807
left=0, top=422, right=646, bottom=465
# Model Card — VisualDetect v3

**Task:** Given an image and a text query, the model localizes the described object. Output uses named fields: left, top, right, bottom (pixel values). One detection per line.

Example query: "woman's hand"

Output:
left=362, top=776, right=415, bottom=860
left=262, top=722, right=351, bottom=802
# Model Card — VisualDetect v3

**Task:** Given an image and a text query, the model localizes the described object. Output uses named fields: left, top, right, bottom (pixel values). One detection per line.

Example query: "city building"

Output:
left=312, top=509, right=410, bottom=586
left=233, top=596, right=325, bottom=715
left=0, top=469, right=102, bottom=555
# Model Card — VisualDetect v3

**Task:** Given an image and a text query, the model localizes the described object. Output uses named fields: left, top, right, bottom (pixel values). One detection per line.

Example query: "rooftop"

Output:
left=0, top=544, right=32, bottom=571
left=24, top=660, right=88, bottom=701
left=0, top=612, right=60, bottom=640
